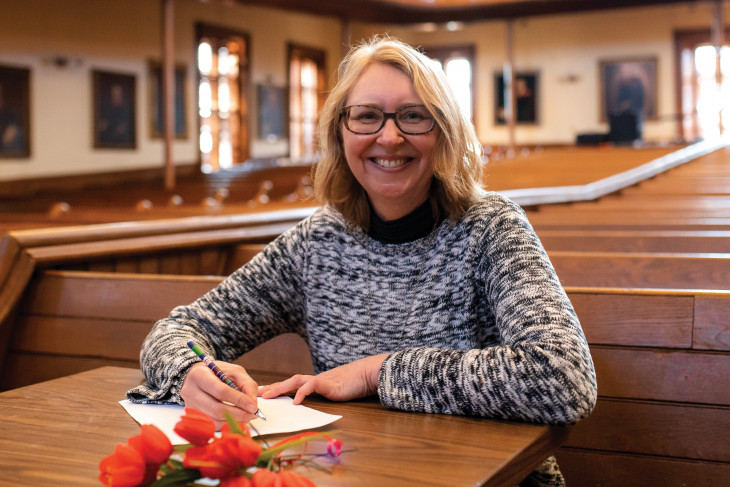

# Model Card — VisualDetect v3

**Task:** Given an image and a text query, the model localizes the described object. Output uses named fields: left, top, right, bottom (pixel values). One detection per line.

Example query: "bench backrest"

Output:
left=536, top=229, right=730, bottom=253
left=4, top=270, right=730, bottom=485
left=2, top=270, right=312, bottom=391
left=226, top=244, right=730, bottom=290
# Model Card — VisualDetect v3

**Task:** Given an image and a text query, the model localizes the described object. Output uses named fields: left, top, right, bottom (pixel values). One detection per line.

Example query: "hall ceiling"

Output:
left=235, top=0, right=692, bottom=23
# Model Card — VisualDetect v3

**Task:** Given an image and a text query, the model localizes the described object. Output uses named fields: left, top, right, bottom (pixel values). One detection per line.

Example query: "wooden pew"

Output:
left=0, top=208, right=317, bottom=377
left=226, top=244, right=730, bottom=291
left=527, top=211, right=730, bottom=231
left=557, top=286, right=730, bottom=485
left=1, top=270, right=313, bottom=391
left=0, top=163, right=315, bottom=214
left=3, top=269, right=729, bottom=484
left=536, top=229, right=730, bottom=253
left=558, top=194, right=730, bottom=211
left=548, top=250, right=730, bottom=290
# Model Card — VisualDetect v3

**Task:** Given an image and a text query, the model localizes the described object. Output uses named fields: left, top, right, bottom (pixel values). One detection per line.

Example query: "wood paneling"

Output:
left=568, top=291, right=694, bottom=347
left=694, top=296, right=730, bottom=351
left=556, top=449, right=730, bottom=487
left=590, top=346, right=730, bottom=404
left=564, top=398, right=730, bottom=462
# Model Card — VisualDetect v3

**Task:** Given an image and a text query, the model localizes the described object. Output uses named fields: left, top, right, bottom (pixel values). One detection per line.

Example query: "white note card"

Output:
left=119, top=397, right=342, bottom=445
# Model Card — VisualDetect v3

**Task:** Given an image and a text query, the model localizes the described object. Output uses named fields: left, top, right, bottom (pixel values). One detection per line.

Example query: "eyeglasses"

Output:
left=341, top=105, right=436, bottom=135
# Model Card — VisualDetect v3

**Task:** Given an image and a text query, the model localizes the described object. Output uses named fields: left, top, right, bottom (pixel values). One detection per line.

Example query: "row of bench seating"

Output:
left=521, top=146, right=730, bottom=483
left=1, top=142, right=729, bottom=485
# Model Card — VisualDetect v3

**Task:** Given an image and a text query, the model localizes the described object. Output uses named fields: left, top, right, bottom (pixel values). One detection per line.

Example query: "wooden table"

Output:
left=0, top=367, right=569, bottom=486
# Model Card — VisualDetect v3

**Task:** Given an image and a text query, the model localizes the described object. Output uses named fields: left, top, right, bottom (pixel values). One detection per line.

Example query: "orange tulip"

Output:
left=221, top=476, right=254, bottom=487
left=183, top=435, right=262, bottom=479
left=128, top=424, right=173, bottom=466
left=252, top=469, right=317, bottom=487
left=174, top=407, right=216, bottom=446
left=98, top=443, right=147, bottom=487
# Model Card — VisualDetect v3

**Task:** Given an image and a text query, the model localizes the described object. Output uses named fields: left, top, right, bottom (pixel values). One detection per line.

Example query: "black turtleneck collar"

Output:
left=368, top=199, right=438, bottom=244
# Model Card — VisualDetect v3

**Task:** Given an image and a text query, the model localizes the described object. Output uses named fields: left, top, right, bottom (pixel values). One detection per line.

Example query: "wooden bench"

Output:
left=0, top=163, right=315, bottom=214
left=0, top=208, right=318, bottom=377
left=1, top=270, right=313, bottom=391
left=548, top=250, right=730, bottom=290
left=2, top=269, right=729, bottom=484
left=564, top=193, right=730, bottom=209
left=526, top=207, right=730, bottom=230
left=226, top=244, right=730, bottom=291
left=536, top=229, right=730, bottom=253
left=558, top=286, right=730, bottom=484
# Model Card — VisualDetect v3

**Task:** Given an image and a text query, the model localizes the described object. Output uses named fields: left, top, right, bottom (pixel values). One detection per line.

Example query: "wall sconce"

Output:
left=559, top=74, right=581, bottom=83
left=45, top=55, right=83, bottom=69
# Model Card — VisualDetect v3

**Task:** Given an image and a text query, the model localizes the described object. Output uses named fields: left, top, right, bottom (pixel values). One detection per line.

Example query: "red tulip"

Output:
left=183, top=435, right=262, bottom=479
left=98, top=443, right=147, bottom=487
left=128, top=424, right=173, bottom=466
left=252, top=469, right=278, bottom=487
left=252, top=469, right=317, bottom=487
left=253, top=468, right=316, bottom=487
left=174, top=407, right=216, bottom=446
left=221, top=421, right=251, bottom=437
left=277, top=470, right=317, bottom=487
left=221, top=476, right=254, bottom=487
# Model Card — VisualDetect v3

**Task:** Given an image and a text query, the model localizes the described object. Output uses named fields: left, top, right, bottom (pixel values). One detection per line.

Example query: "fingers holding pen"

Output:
left=181, top=362, right=260, bottom=426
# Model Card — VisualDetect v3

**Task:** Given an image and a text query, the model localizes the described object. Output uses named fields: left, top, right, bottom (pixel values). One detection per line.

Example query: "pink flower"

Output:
left=327, top=438, right=343, bottom=457
left=98, top=443, right=147, bottom=487
left=174, top=407, right=216, bottom=446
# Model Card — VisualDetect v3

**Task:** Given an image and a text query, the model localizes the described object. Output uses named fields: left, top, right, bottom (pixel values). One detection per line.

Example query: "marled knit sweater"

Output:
left=129, top=192, right=597, bottom=484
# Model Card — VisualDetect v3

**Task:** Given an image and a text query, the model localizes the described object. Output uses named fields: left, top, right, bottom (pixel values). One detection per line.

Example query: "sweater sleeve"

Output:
left=127, top=218, right=310, bottom=404
left=377, top=198, right=597, bottom=424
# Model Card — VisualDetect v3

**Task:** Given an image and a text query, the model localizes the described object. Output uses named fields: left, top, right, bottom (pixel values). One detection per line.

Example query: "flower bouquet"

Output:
left=99, top=407, right=343, bottom=487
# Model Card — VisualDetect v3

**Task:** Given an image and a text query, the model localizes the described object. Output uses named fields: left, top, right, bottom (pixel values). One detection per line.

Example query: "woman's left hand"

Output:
left=258, top=353, right=389, bottom=404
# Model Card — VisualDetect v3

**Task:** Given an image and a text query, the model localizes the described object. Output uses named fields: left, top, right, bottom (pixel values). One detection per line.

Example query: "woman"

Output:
left=129, top=36, right=596, bottom=486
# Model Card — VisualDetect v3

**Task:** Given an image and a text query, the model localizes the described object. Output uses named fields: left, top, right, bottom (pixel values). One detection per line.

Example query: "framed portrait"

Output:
left=93, top=69, right=136, bottom=149
left=600, top=57, right=657, bottom=122
left=257, top=84, right=286, bottom=141
left=148, top=61, right=187, bottom=139
left=495, top=71, right=539, bottom=125
left=0, top=65, right=31, bottom=158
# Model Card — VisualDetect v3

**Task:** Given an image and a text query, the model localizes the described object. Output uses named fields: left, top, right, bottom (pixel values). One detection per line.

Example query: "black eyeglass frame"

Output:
left=340, top=104, right=437, bottom=135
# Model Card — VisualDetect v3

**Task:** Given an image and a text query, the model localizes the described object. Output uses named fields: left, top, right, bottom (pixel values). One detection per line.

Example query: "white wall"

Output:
left=1, top=0, right=728, bottom=183
left=352, top=1, right=729, bottom=146
left=0, top=0, right=342, bottom=182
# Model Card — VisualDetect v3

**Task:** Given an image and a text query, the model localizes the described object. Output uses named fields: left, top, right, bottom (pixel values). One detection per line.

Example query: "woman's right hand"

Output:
left=180, top=361, right=261, bottom=428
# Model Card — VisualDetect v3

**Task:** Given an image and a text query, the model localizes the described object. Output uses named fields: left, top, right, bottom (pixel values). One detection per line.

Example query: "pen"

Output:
left=187, top=341, right=267, bottom=421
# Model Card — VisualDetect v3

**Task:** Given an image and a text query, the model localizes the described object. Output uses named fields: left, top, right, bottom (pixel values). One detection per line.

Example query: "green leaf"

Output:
left=256, top=432, right=333, bottom=466
left=224, top=411, right=248, bottom=437
left=150, top=467, right=202, bottom=486
left=172, top=444, right=194, bottom=454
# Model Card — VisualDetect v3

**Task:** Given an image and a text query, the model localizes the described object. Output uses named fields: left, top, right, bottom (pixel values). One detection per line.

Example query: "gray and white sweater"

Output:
left=129, top=192, right=596, bottom=427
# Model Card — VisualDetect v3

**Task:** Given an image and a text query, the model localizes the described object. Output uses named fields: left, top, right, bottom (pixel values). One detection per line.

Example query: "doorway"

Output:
left=675, top=29, right=729, bottom=141
left=287, top=44, right=326, bottom=161
left=196, top=24, right=250, bottom=173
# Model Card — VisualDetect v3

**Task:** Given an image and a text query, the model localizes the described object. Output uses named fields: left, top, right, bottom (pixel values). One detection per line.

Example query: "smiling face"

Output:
left=341, top=63, right=438, bottom=221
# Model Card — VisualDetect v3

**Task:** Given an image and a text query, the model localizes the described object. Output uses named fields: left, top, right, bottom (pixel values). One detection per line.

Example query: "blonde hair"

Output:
left=314, top=35, right=484, bottom=229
